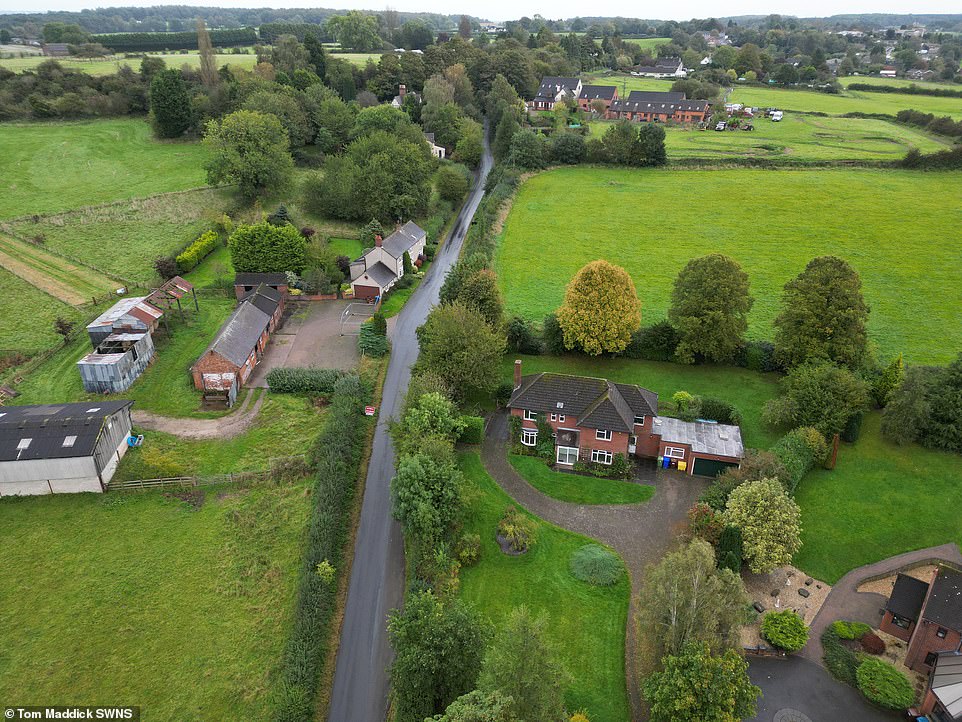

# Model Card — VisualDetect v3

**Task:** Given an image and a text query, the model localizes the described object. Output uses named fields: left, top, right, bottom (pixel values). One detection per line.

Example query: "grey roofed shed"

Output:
left=205, top=302, right=271, bottom=367
left=652, top=416, right=745, bottom=458
left=932, top=652, right=962, bottom=719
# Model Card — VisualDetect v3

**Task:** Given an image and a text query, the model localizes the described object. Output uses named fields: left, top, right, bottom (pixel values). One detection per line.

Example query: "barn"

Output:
left=86, top=296, right=163, bottom=346
left=77, top=332, right=155, bottom=394
left=0, top=401, right=134, bottom=496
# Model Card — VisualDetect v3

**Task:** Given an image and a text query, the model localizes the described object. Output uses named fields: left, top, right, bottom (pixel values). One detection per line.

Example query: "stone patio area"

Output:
left=741, top=566, right=831, bottom=648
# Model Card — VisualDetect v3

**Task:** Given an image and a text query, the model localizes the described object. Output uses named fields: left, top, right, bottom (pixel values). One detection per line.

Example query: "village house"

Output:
left=391, top=84, right=420, bottom=109
left=191, top=284, right=283, bottom=406
left=424, top=132, right=446, bottom=159
left=577, top=85, right=618, bottom=113
left=349, top=221, right=427, bottom=301
left=527, top=77, right=583, bottom=111
left=880, top=65, right=898, bottom=77
left=631, top=56, right=686, bottom=78
left=506, top=362, right=744, bottom=476
left=606, top=90, right=710, bottom=124
left=41, top=43, right=70, bottom=57
left=234, top=272, right=289, bottom=302
left=0, top=401, right=134, bottom=496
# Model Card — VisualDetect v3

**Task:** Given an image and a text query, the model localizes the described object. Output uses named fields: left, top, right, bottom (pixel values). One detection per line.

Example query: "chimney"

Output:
left=514, top=359, right=522, bottom=389
left=399, top=84, right=406, bottom=98
left=374, top=234, right=382, bottom=247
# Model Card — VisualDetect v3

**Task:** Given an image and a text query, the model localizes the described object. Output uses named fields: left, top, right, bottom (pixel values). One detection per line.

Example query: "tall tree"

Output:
left=724, top=478, right=802, bottom=574
left=196, top=18, right=218, bottom=88
left=432, top=690, right=515, bottom=722
left=303, top=31, right=327, bottom=78
left=762, top=361, right=869, bottom=437
left=391, top=453, right=464, bottom=547
left=492, top=113, right=519, bottom=161
left=203, top=110, right=294, bottom=199
left=271, top=34, right=310, bottom=75
left=458, top=15, right=473, bottom=39
left=556, top=260, right=641, bottom=355
left=455, top=269, right=503, bottom=327
left=148, top=68, right=193, bottom=138
left=669, top=253, right=753, bottom=364
left=774, top=256, right=870, bottom=369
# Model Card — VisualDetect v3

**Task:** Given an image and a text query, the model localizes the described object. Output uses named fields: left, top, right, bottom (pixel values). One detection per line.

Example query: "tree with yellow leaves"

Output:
left=556, top=260, right=641, bottom=355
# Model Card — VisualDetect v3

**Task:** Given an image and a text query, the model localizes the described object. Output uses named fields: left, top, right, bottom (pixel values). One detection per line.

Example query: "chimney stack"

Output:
left=374, top=234, right=382, bottom=247
left=514, top=359, right=522, bottom=389
left=399, top=84, right=406, bottom=97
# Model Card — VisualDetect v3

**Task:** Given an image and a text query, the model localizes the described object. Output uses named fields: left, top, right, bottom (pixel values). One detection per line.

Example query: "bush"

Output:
left=175, top=230, right=219, bottom=273
left=358, top=322, right=389, bottom=357
left=608, top=453, right=632, bottom=480
left=831, top=620, right=872, bottom=640
left=569, top=544, right=623, bottom=586
left=841, top=411, right=863, bottom=443
left=621, top=320, right=679, bottom=361
left=822, top=625, right=860, bottom=685
left=457, top=533, right=481, bottom=567
left=856, top=658, right=915, bottom=710
left=494, top=382, right=514, bottom=408
left=699, top=397, right=743, bottom=426
left=266, top=367, right=345, bottom=395
left=761, top=610, right=809, bottom=652
left=498, top=506, right=535, bottom=552
left=716, top=525, right=743, bottom=571
left=687, top=502, right=724, bottom=545
left=739, top=340, right=779, bottom=372
left=458, top=416, right=484, bottom=444
left=153, top=255, right=179, bottom=280
left=541, top=313, right=566, bottom=355
left=770, top=427, right=828, bottom=494
left=861, top=632, right=885, bottom=655
left=230, top=221, right=307, bottom=274
left=506, top=316, right=543, bottom=355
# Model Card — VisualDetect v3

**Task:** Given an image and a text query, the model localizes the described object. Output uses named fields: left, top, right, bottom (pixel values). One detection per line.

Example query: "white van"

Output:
left=771, top=111, right=784, bottom=122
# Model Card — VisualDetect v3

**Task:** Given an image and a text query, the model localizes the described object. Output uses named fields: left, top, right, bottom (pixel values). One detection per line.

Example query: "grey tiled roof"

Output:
left=579, top=85, right=617, bottom=101
left=924, top=568, right=962, bottom=631
left=359, top=261, right=397, bottom=289
left=202, top=285, right=279, bottom=368
left=651, top=417, right=744, bottom=458
left=0, top=401, right=132, bottom=461
left=381, top=221, right=426, bottom=259
left=235, top=272, right=288, bottom=286
left=886, top=573, right=929, bottom=622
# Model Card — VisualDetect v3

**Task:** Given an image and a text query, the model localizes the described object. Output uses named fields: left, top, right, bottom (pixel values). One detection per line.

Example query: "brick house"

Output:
left=234, top=272, right=289, bottom=302
left=897, top=567, right=962, bottom=674
left=506, top=361, right=744, bottom=475
left=527, top=77, right=583, bottom=111
left=349, top=221, right=427, bottom=301
left=606, top=91, right=710, bottom=124
left=578, top=85, right=618, bottom=113
left=191, top=284, right=283, bottom=405
left=880, top=573, right=930, bottom=642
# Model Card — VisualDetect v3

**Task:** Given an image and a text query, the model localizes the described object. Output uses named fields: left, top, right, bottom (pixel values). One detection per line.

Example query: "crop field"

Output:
left=587, top=113, right=948, bottom=160
left=0, top=266, right=84, bottom=354
left=495, top=167, right=962, bottom=364
left=0, top=482, right=309, bottom=719
left=0, top=119, right=209, bottom=219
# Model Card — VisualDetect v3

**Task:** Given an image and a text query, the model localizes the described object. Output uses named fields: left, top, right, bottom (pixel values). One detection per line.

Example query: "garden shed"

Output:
left=86, top=296, right=162, bottom=346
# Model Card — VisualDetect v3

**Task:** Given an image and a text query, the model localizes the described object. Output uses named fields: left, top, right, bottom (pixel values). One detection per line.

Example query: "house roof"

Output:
left=243, top=284, right=282, bottom=316
left=199, top=285, right=278, bottom=368
left=651, top=417, right=745, bottom=459
left=235, top=272, right=288, bottom=287
left=508, top=373, right=657, bottom=433
left=923, top=568, right=962, bottom=630
left=534, top=76, right=581, bottom=100
left=627, top=90, right=686, bottom=103
left=886, top=573, right=929, bottom=622
left=611, top=97, right=709, bottom=114
left=87, top=296, right=161, bottom=332
left=358, top=261, right=397, bottom=289
left=932, top=652, right=962, bottom=719
left=0, top=401, right=133, bottom=462
left=579, top=85, right=617, bottom=101
left=381, top=221, right=426, bottom=259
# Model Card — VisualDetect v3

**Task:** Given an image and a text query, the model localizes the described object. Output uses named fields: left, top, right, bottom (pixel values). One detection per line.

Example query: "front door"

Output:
left=628, top=435, right=637, bottom=455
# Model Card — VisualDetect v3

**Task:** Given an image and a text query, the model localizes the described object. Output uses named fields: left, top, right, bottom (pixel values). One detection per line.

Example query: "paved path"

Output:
left=800, top=542, right=962, bottom=665
left=481, top=411, right=707, bottom=721
left=131, top=387, right=265, bottom=439
left=328, top=132, right=493, bottom=722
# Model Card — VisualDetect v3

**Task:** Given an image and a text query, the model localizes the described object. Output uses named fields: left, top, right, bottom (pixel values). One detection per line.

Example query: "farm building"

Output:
left=234, top=272, right=289, bottom=302
left=607, top=91, right=710, bottom=124
left=191, top=284, right=283, bottom=405
left=631, top=57, right=686, bottom=78
left=578, top=85, right=618, bottom=113
left=77, top=332, right=155, bottom=394
left=0, top=401, right=133, bottom=496
left=528, top=77, right=583, bottom=111
left=145, top=275, right=197, bottom=317
left=349, top=221, right=427, bottom=301
left=41, top=43, right=70, bottom=57
left=86, top=296, right=162, bottom=346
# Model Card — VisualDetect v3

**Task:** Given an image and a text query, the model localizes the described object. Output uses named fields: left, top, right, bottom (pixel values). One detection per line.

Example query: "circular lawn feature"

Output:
left=569, top=544, right=623, bottom=586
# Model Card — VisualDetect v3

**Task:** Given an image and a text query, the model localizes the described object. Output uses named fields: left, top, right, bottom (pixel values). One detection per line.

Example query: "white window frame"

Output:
left=523, top=409, right=537, bottom=421
left=664, top=446, right=686, bottom=459
left=633, top=416, right=645, bottom=425
left=550, top=413, right=557, bottom=422
left=591, top=449, right=613, bottom=465
left=556, top=446, right=579, bottom=465
left=521, top=429, right=537, bottom=447
left=558, top=415, right=566, bottom=423
left=596, top=429, right=612, bottom=441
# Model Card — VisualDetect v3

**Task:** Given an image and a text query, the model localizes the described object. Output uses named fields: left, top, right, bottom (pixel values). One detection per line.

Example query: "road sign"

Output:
left=365, top=406, right=376, bottom=416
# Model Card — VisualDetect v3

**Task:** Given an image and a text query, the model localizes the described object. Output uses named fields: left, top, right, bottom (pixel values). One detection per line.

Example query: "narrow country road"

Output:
left=328, top=133, right=493, bottom=722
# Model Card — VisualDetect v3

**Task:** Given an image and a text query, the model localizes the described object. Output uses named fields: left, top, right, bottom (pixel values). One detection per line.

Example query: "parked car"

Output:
left=715, top=121, right=727, bottom=131
left=771, top=111, right=784, bottom=122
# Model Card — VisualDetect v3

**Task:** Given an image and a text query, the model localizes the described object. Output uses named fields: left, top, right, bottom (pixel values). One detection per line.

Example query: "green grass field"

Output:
left=508, top=453, right=654, bottom=504
left=0, top=482, right=309, bottom=719
left=495, top=167, right=962, bottom=364
left=0, top=232, right=116, bottom=302
left=457, top=452, right=630, bottom=720
left=0, top=266, right=84, bottom=353
left=622, top=37, right=671, bottom=50
left=587, top=113, right=948, bottom=160
left=0, top=119, right=209, bottom=219
left=327, top=236, right=364, bottom=259
left=838, top=75, right=962, bottom=92
left=794, top=413, right=962, bottom=583
left=502, top=355, right=780, bottom=450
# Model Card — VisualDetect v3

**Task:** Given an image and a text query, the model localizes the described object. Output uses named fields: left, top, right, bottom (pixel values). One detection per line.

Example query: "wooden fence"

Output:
left=106, top=454, right=310, bottom=492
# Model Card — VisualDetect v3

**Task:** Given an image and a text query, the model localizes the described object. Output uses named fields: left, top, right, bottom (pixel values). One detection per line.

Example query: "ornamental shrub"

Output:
left=358, top=322, right=389, bottom=357
left=699, top=397, right=743, bottom=426
left=831, top=620, right=872, bottom=640
left=822, top=625, right=860, bottom=685
left=761, top=610, right=809, bottom=652
left=770, top=426, right=828, bottom=494
left=841, top=411, right=863, bottom=443
left=687, top=502, right=724, bottom=545
left=266, top=367, right=345, bottom=395
left=716, top=525, right=743, bottom=571
left=458, top=416, right=484, bottom=444
left=498, top=506, right=535, bottom=552
left=175, top=230, right=219, bottom=273
left=856, top=658, right=915, bottom=710
left=569, top=544, right=623, bottom=586
left=457, top=533, right=481, bottom=567
left=861, top=631, right=886, bottom=655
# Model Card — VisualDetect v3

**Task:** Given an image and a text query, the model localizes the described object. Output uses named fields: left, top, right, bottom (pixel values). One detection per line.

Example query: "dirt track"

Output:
left=131, top=388, right=266, bottom=440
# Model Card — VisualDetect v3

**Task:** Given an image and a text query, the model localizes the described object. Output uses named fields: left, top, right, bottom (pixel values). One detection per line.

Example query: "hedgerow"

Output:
left=265, top=367, right=345, bottom=395
left=175, top=230, right=219, bottom=273
left=770, top=427, right=827, bottom=494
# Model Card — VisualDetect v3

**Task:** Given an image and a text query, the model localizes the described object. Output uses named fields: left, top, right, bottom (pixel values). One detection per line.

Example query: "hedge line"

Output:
left=273, top=374, right=367, bottom=721
left=175, top=230, right=219, bottom=274
left=848, top=82, right=962, bottom=99
left=266, top=367, right=345, bottom=395
left=92, top=28, right=256, bottom=52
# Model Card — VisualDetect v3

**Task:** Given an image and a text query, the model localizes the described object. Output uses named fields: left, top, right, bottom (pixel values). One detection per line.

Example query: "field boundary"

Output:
left=107, top=454, right=309, bottom=491
left=0, top=233, right=115, bottom=303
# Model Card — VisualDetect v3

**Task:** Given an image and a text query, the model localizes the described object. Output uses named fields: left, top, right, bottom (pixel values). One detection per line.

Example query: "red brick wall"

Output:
left=192, top=351, right=239, bottom=391
left=880, top=610, right=915, bottom=643
left=633, top=417, right=661, bottom=457
left=510, top=407, right=631, bottom=459
left=906, top=620, right=962, bottom=671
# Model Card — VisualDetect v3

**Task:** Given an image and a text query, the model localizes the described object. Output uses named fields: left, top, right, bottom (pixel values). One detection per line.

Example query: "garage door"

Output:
left=692, top=457, right=739, bottom=478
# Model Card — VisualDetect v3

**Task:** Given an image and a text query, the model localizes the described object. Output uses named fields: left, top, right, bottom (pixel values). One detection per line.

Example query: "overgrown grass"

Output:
left=495, top=167, right=962, bottom=364
left=0, top=266, right=85, bottom=353
left=508, top=453, right=654, bottom=505
left=457, top=452, right=630, bottom=721
left=0, top=482, right=310, bottom=719
left=0, top=119, right=210, bottom=219
left=0, top=51, right=260, bottom=75
left=794, top=412, right=962, bottom=584
left=501, top=355, right=780, bottom=450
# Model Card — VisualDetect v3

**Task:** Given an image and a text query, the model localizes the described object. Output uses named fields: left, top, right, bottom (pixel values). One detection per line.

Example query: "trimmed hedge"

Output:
left=274, top=374, right=368, bottom=720
left=761, top=610, right=809, bottom=652
left=175, top=230, right=219, bottom=274
left=770, top=427, right=827, bottom=494
left=856, top=658, right=915, bottom=710
left=822, top=625, right=860, bottom=685
left=832, top=620, right=872, bottom=640
left=266, top=367, right=345, bottom=395
left=92, top=27, right=256, bottom=52
left=458, top=416, right=484, bottom=444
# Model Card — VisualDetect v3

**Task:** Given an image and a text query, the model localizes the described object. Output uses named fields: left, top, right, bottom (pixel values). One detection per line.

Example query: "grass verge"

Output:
left=508, top=453, right=654, bottom=505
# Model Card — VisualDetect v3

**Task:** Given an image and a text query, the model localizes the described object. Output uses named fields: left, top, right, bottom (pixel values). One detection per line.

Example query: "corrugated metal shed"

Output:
left=77, top=332, right=154, bottom=394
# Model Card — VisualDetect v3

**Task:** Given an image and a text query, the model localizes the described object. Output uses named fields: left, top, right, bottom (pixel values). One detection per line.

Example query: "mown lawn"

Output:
left=457, top=452, right=630, bottom=721
left=502, top=355, right=780, bottom=450
left=0, top=266, right=85, bottom=354
left=184, top=243, right=234, bottom=289
left=495, top=167, right=962, bottom=364
left=327, top=236, right=364, bottom=259
left=11, top=296, right=237, bottom=417
left=794, top=412, right=962, bottom=584
left=587, top=113, right=948, bottom=160
left=0, top=482, right=309, bottom=719
left=509, top=453, right=654, bottom=504
left=0, top=119, right=210, bottom=219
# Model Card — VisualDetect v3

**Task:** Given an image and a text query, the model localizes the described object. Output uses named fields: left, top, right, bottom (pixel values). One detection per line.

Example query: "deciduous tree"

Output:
left=724, top=478, right=802, bottom=574
left=556, top=260, right=641, bottom=355
left=763, top=361, right=869, bottom=437
left=203, top=110, right=293, bottom=199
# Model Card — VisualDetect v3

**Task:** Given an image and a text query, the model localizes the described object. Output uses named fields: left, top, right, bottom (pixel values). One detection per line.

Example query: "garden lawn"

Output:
left=587, top=113, right=949, bottom=160
left=0, top=266, right=85, bottom=354
left=503, top=355, right=780, bottom=449
left=327, top=236, right=364, bottom=259
left=457, top=452, right=630, bottom=721
left=509, top=453, right=654, bottom=504
left=794, top=413, right=962, bottom=584
left=11, top=296, right=237, bottom=417
left=0, top=119, right=209, bottom=219
left=184, top=243, right=234, bottom=289
left=0, top=52, right=259, bottom=76
left=495, top=167, right=962, bottom=365
left=0, top=482, right=309, bottom=719
left=621, top=37, right=671, bottom=50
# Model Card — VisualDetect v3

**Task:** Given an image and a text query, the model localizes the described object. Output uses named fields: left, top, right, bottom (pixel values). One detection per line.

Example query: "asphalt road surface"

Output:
left=328, top=133, right=494, bottom=722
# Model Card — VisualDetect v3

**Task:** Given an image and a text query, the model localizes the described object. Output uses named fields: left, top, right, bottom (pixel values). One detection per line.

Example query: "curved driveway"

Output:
left=327, top=135, right=493, bottom=722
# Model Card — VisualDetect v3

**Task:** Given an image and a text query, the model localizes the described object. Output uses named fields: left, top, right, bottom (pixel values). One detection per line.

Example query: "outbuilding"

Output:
left=0, top=401, right=134, bottom=496
left=651, top=416, right=744, bottom=476
left=77, top=332, right=155, bottom=394
left=86, top=296, right=163, bottom=346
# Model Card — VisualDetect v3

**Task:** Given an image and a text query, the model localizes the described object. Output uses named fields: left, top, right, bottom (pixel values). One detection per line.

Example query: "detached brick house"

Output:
left=578, top=85, right=618, bottom=113
left=506, top=361, right=744, bottom=476
left=607, top=91, right=710, bottom=124
left=528, top=76, right=583, bottom=111
left=889, top=567, right=962, bottom=674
